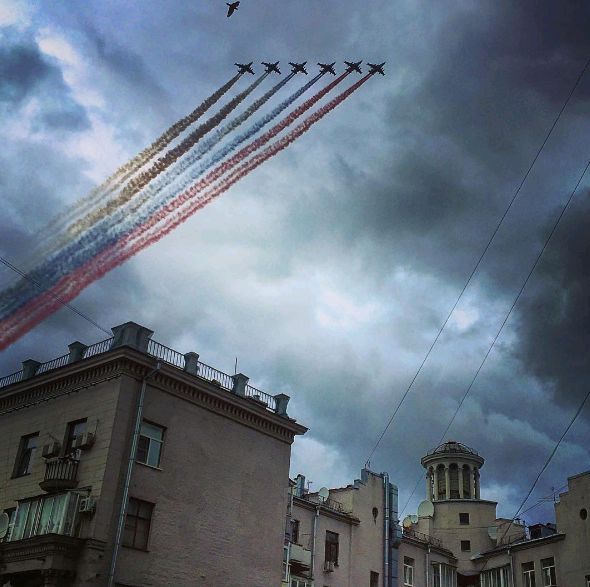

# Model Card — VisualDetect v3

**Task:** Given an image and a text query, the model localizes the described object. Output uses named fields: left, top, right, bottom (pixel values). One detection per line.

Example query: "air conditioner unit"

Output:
left=79, top=497, right=96, bottom=513
left=73, top=432, right=95, bottom=450
left=42, top=441, right=61, bottom=458
left=323, top=561, right=335, bottom=573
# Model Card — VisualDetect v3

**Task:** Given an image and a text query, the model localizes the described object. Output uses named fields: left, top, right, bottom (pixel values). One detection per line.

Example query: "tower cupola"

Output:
left=420, top=441, right=485, bottom=501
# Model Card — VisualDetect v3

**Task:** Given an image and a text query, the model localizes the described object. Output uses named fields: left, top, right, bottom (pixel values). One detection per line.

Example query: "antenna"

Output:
left=487, top=526, right=498, bottom=541
left=234, top=357, right=238, bottom=375
left=402, top=516, right=414, bottom=529
left=318, top=487, right=330, bottom=503
left=417, top=500, right=435, bottom=518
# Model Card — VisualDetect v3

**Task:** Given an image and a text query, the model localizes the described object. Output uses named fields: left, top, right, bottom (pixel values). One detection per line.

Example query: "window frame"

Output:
left=136, top=420, right=165, bottom=468
left=459, top=512, right=470, bottom=525
left=123, top=497, right=154, bottom=551
left=291, top=518, right=300, bottom=544
left=63, top=418, right=87, bottom=456
left=540, top=557, right=556, bottom=587
left=324, top=530, right=339, bottom=566
left=404, top=556, right=415, bottom=586
left=12, top=432, right=39, bottom=478
left=522, top=561, right=536, bottom=587
left=461, top=539, right=471, bottom=552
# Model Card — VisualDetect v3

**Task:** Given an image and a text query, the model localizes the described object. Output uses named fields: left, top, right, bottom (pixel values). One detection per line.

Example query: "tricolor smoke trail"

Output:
left=38, top=73, right=243, bottom=244
left=58, top=72, right=269, bottom=244
left=37, top=72, right=293, bottom=262
left=0, top=73, right=332, bottom=319
left=0, top=74, right=373, bottom=350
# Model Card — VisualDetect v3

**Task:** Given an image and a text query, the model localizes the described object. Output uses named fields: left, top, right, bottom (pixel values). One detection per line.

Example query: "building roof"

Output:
left=428, top=440, right=479, bottom=456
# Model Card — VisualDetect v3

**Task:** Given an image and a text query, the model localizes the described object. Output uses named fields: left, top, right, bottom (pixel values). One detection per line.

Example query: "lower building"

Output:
left=283, top=469, right=399, bottom=587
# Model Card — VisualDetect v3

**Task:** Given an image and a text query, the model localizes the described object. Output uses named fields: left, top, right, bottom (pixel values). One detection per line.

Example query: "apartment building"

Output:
left=283, top=469, right=399, bottom=587
left=0, top=321, right=306, bottom=587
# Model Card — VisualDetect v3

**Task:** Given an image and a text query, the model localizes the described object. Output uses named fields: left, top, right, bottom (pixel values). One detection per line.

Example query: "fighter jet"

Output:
left=344, top=61, right=362, bottom=73
left=368, top=62, right=386, bottom=75
left=318, top=62, right=336, bottom=75
left=235, top=62, right=254, bottom=74
left=226, top=1, right=239, bottom=17
left=289, top=62, right=308, bottom=75
left=262, top=61, right=281, bottom=74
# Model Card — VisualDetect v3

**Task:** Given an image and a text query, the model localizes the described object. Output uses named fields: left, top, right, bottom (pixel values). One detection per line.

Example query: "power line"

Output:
left=0, top=255, right=111, bottom=336
left=400, top=159, right=590, bottom=517
left=364, top=55, right=590, bottom=467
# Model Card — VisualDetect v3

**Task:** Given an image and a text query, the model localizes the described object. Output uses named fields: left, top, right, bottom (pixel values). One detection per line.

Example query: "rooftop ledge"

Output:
left=0, top=321, right=291, bottom=418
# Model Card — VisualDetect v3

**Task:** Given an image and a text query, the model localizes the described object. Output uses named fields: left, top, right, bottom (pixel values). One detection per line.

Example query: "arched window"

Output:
left=436, top=464, right=446, bottom=500
left=449, top=464, right=460, bottom=499
left=462, top=465, right=471, bottom=498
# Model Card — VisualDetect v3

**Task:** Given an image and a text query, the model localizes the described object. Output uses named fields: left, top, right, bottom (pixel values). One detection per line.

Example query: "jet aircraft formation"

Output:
left=234, top=61, right=385, bottom=75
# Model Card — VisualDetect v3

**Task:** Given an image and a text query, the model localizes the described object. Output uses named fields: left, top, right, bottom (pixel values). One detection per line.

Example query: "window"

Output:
left=64, top=419, right=87, bottom=455
left=136, top=421, right=165, bottom=467
left=324, top=530, right=339, bottom=565
left=370, top=571, right=379, bottom=587
left=480, top=566, right=512, bottom=587
left=283, top=545, right=289, bottom=581
left=290, top=579, right=311, bottom=587
left=123, top=497, right=153, bottom=550
left=522, top=562, right=536, bottom=587
left=461, top=539, right=471, bottom=551
left=432, top=563, right=456, bottom=587
left=585, top=575, right=590, bottom=587
left=449, top=463, right=460, bottom=499
left=404, top=556, right=415, bottom=586
left=581, top=508, right=588, bottom=520
left=10, top=493, right=80, bottom=541
left=540, top=558, right=556, bottom=587
left=459, top=512, right=470, bottom=525
left=291, top=519, right=300, bottom=544
left=12, top=433, right=38, bottom=477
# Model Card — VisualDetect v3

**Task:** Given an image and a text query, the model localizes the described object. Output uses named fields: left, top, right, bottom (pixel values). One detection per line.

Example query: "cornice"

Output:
left=293, top=496, right=360, bottom=525
left=0, top=534, right=83, bottom=564
left=0, top=346, right=307, bottom=444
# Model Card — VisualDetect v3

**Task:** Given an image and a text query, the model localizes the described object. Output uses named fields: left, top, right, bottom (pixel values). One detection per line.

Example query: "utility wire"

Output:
left=479, top=386, right=590, bottom=573
left=400, top=159, right=590, bottom=518
left=0, top=255, right=111, bottom=336
left=364, top=55, right=590, bottom=467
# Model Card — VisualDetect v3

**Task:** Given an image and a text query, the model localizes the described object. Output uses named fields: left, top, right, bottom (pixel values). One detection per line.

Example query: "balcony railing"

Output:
left=403, top=527, right=443, bottom=548
left=304, top=494, right=352, bottom=515
left=0, top=333, right=282, bottom=414
left=39, top=457, right=79, bottom=492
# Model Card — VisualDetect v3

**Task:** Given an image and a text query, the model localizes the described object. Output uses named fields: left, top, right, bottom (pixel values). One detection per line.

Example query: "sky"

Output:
left=1, top=0, right=589, bottom=526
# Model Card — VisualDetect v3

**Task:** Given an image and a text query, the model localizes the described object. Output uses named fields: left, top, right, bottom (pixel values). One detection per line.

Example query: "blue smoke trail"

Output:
left=0, top=74, right=324, bottom=319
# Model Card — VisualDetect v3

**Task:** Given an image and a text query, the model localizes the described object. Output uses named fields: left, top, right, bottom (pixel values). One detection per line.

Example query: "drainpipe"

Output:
left=383, top=473, right=390, bottom=587
left=389, top=483, right=398, bottom=587
left=107, top=362, right=161, bottom=587
left=425, top=545, right=431, bottom=587
left=508, top=548, right=515, bottom=587
left=309, top=504, right=320, bottom=586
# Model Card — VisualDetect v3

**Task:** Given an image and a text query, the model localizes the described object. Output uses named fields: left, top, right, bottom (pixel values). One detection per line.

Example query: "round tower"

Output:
left=420, top=440, right=484, bottom=501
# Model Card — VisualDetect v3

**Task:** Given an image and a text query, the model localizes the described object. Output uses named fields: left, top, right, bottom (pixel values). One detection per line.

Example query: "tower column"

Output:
left=458, top=463, right=464, bottom=499
left=425, top=470, right=431, bottom=500
left=474, top=467, right=480, bottom=499
left=444, top=466, right=450, bottom=500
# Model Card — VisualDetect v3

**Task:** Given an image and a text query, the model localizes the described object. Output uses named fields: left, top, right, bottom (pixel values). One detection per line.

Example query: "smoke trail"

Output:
left=37, top=73, right=293, bottom=262
left=58, top=72, right=268, bottom=243
left=0, top=73, right=345, bottom=323
left=37, top=73, right=243, bottom=244
left=0, top=73, right=329, bottom=319
left=0, top=74, right=373, bottom=350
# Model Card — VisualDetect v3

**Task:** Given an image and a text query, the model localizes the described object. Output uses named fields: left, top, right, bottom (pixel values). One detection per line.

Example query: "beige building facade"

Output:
left=284, top=469, right=399, bottom=587
left=0, top=321, right=306, bottom=587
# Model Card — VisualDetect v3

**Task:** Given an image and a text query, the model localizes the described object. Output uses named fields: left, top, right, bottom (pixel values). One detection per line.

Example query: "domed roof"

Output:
left=429, top=440, right=479, bottom=456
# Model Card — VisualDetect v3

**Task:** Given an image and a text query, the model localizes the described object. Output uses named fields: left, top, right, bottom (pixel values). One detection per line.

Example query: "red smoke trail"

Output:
left=0, top=74, right=372, bottom=350
left=39, top=73, right=243, bottom=241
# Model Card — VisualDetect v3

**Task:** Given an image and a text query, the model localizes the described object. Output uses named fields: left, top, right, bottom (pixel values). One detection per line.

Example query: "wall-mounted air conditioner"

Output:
left=79, top=497, right=96, bottom=513
left=72, top=432, right=95, bottom=450
left=42, top=441, right=61, bottom=458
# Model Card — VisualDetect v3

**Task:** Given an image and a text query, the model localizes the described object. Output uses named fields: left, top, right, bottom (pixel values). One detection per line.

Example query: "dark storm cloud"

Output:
left=515, top=191, right=590, bottom=410
left=0, top=31, right=90, bottom=130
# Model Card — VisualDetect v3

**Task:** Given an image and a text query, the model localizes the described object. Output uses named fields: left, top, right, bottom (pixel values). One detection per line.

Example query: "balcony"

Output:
left=289, top=542, right=312, bottom=568
left=39, top=457, right=79, bottom=492
left=402, top=527, right=443, bottom=548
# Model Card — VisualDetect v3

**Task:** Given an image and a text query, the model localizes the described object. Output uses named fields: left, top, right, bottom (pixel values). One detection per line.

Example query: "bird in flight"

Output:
left=226, top=1, right=239, bottom=17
